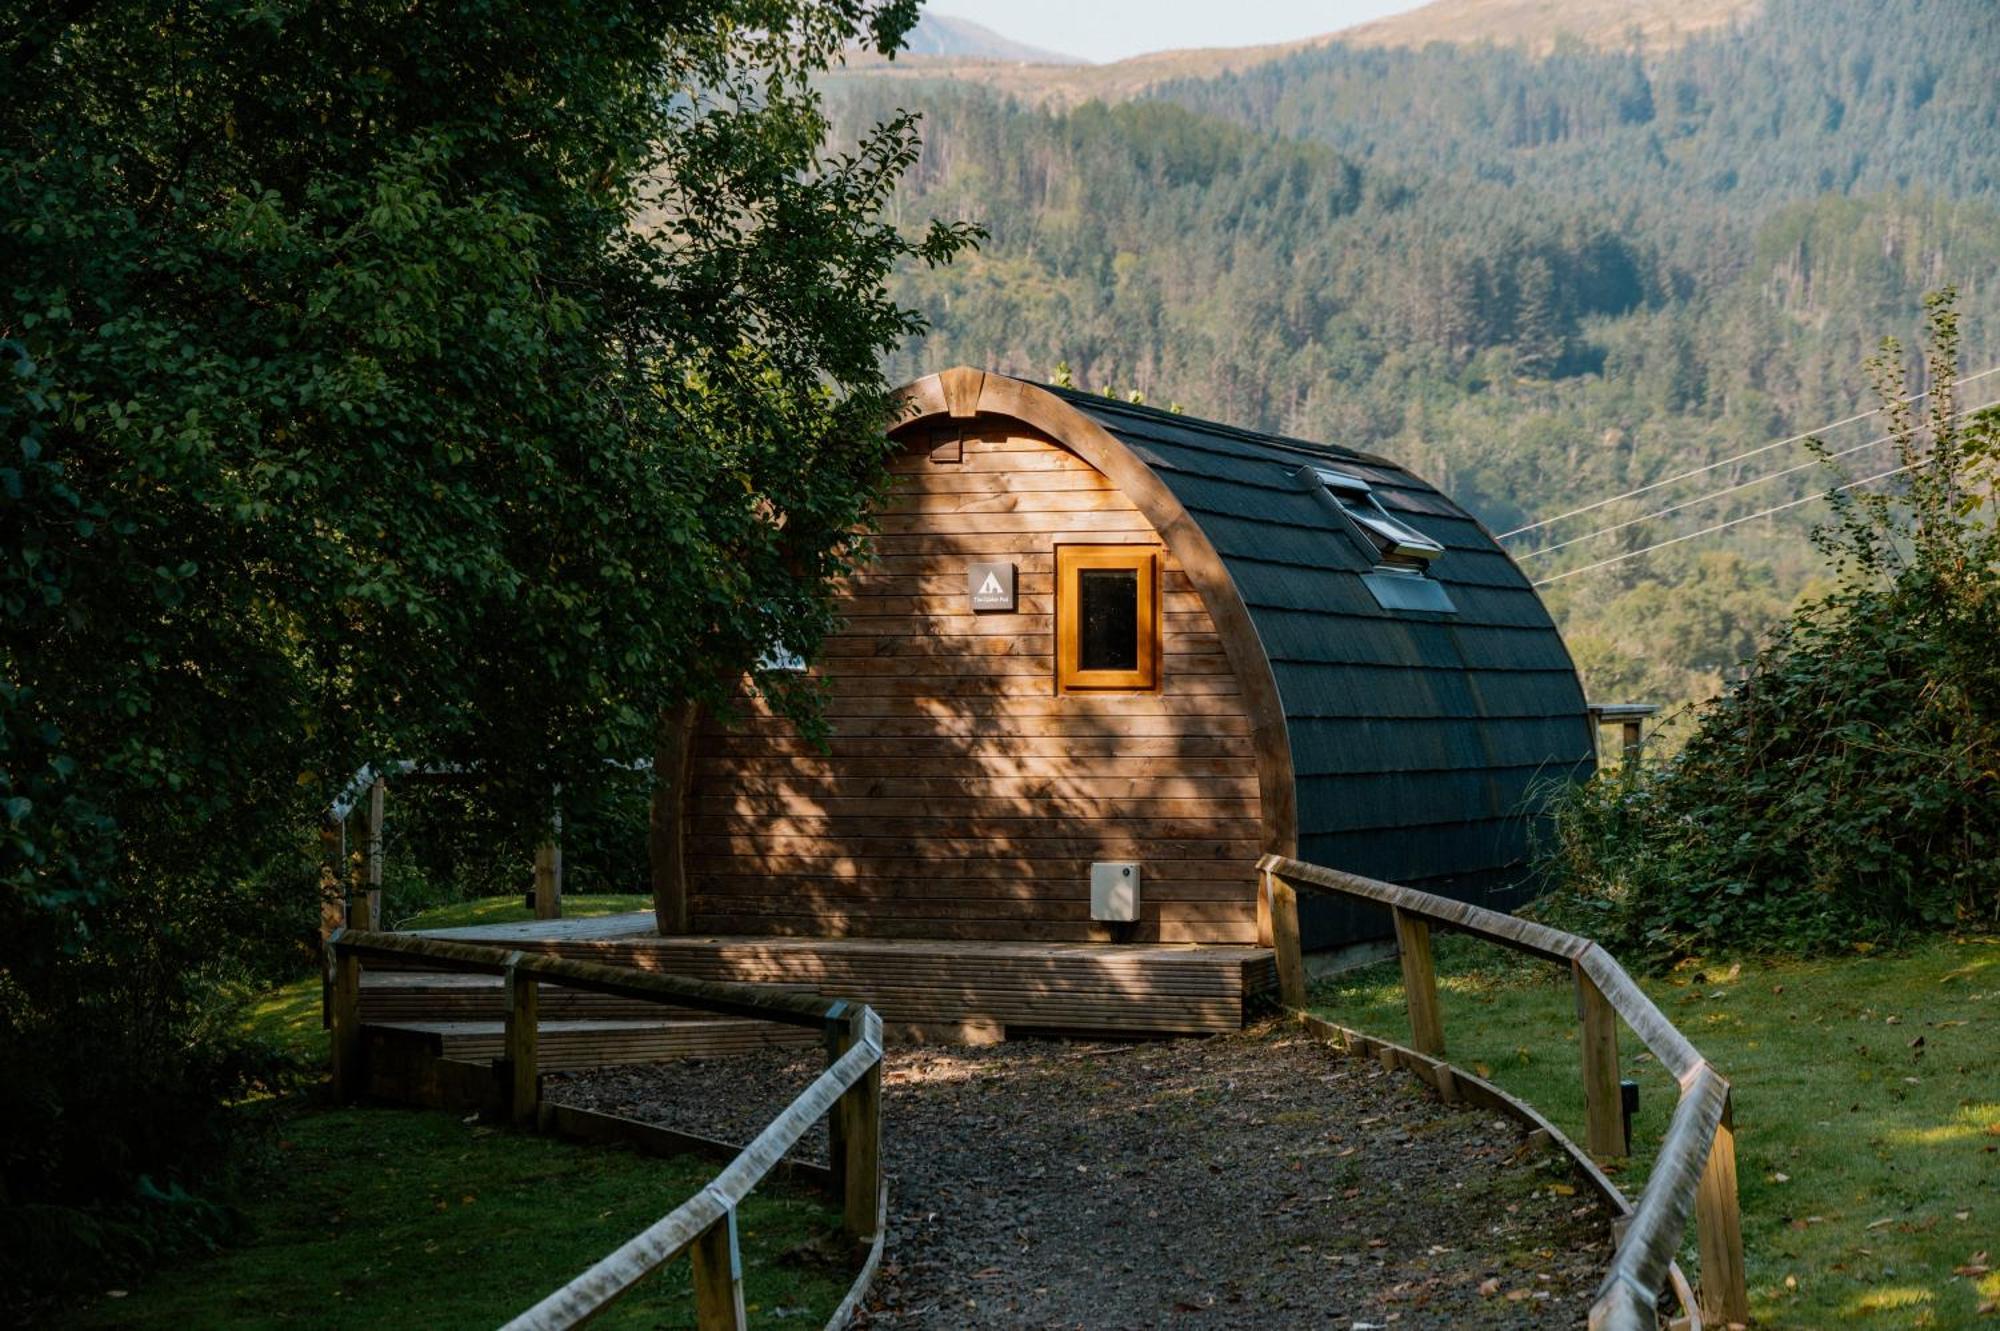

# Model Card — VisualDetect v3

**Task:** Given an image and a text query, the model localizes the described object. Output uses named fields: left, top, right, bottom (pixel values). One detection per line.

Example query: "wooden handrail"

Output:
left=331, top=930, right=845, bottom=1028
left=317, top=760, right=584, bottom=933
left=504, top=1012, right=885, bottom=1329
left=326, top=930, right=887, bottom=1330
left=1257, top=853, right=1747, bottom=1331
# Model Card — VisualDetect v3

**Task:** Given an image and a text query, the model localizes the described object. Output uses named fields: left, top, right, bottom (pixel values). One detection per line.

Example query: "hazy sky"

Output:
left=928, top=0, right=1433, bottom=63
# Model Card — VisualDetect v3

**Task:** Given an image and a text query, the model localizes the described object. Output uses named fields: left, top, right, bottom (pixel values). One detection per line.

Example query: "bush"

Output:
left=1539, top=290, right=2000, bottom=961
left=2, top=0, right=972, bottom=1313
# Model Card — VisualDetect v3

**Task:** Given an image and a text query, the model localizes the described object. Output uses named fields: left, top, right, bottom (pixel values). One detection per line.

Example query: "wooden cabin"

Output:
left=657, top=368, right=1595, bottom=955
left=363, top=368, right=1597, bottom=1059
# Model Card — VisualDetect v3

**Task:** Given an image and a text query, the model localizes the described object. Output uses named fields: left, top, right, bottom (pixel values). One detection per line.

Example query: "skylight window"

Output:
left=1298, top=467, right=1445, bottom=567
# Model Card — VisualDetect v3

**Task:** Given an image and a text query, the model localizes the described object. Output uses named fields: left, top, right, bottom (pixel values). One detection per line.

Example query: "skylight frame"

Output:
left=1300, top=466, right=1447, bottom=566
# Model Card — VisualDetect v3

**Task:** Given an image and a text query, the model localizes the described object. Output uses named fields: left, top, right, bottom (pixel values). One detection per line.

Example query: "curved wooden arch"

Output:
left=894, top=369, right=1300, bottom=896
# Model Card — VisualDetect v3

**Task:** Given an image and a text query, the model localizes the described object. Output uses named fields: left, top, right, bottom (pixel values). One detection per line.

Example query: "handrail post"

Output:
left=1265, top=869, right=1307, bottom=1010
left=362, top=777, right=386, bottom=932
left=1255, top=862, right=1275, bottom=947
left=1695, top=1089, right=1749, bottom=1325
left=689, top=1207, right=748, bottom=1331
left=504, top=952, right=540, bottom=1127
left=318, top=819, right=346, bottom=944
left=822, top=1002, right=852, bottom=1204
left=329, top=934, right=362, bottom=1103
left=319, top=819, right=345, bottom=1027
left=533, top=803, right=562, bottom=921
left=825, top=1004, right=882, bottom=1252
left=337, top=816, right=362, bottom=931
left=1391, top=906, right=1444, bottom=1056
left=1575, top=963, right=1627, bottom=1158
left=532, top=840, right=562, bottom=920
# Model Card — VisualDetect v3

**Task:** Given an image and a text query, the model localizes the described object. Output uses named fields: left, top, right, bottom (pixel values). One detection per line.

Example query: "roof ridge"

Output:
left=1037, top=381, right=1399, bottom=470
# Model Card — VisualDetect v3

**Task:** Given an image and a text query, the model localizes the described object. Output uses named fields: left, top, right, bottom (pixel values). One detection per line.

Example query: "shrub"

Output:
left=1539, top=290, right=2000, bottom=961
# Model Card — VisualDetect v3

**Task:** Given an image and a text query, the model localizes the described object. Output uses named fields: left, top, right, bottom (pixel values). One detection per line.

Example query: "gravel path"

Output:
left=549, top=1024, right=1611, bottom=1328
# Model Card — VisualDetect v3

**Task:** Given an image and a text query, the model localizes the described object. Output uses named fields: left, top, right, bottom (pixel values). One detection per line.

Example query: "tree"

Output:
left=1541, top=291, right=2000, bottom=960
left=0, top=0, right=975, bottom=1284
left=1511, top=254, right=1567, bottom=378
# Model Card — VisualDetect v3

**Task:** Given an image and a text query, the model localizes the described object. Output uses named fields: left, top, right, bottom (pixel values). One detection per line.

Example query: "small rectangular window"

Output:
left=1057, top=545, right=1159, bottom=692
left=1362, top=568, right=1457, bottom=613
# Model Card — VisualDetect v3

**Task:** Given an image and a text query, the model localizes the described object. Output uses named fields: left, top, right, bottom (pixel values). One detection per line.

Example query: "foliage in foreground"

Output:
left=1540, top=291, right=2000, bottom=960
left=0, top=0, right=972, bottom=1309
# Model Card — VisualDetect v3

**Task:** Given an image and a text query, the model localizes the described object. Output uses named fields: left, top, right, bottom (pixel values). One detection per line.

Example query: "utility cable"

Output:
left=1514, top=400, right=1991, bottom=561
left=1498, top=365, right=2000, bottom=538
left=1530, top=460, right=1918, bottom=586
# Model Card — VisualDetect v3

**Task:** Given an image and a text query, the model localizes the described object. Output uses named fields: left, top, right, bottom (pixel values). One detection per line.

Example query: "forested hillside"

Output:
left=831, top=0, right=2000, bottom=711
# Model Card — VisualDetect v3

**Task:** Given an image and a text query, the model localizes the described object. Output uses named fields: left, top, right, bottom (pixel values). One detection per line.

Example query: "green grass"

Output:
left=397, top=892, right=652, bottom=931
left=59, top=1103, right=851, bottom=1330
left=1310, top=935, right=2000, bottom=1329
left=68, top=895, right=847, bottom=1329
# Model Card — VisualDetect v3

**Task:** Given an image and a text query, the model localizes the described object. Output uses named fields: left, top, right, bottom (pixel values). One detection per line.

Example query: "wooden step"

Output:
left=356, top=970, right=814, bottom=1024
left=408, top=919, right=1277, bottom=1038
left=364, top=1018, right=816, bottom=1072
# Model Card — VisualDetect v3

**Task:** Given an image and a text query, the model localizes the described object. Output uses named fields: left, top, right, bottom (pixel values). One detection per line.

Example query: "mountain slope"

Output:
left=835, top=0, right=2000, bottom=712
left=898, top=13, right=1083, bottom=64
left=1337, top=0, right=1759, bottom=55
left=834, top=0, right=1762, bottom=106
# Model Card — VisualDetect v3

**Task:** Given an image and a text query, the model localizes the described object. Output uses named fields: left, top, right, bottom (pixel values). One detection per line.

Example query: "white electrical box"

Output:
left=1090, top=861, right=1141, bottom=923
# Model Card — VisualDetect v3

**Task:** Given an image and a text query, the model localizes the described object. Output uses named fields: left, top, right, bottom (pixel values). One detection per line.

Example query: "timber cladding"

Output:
left=667, top=366, right=1595, bottom=952
left=684, top=421, right=1266, bottom=944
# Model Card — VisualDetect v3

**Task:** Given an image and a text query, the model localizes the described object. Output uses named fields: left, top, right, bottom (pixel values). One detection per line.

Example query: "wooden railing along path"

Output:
left=320, top=761, right=581, bottom=937
left=1259, top=854, right=1747, bottom=1331
left=327, top=929, right=887, bottom=1330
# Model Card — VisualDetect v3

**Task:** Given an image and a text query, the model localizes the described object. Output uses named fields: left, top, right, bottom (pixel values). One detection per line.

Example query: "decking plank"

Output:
left=379, top=925, right=1276, bottom=1058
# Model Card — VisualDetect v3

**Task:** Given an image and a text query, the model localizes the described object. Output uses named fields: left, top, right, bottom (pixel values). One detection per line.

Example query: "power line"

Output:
left=1498, top=365, right=2000, bottom=539
left=1530, top=460, right=1918, bottom=586
left=1514, top=400, right=1991, bottom=562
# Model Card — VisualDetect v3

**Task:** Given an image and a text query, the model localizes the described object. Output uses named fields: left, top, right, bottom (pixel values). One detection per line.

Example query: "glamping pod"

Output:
left=667, top=368, right=1595, bottom=952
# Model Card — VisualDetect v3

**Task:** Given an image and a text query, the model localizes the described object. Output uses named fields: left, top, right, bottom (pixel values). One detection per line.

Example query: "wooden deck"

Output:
left=364, top=913, right=1276, bottom=1057
left=368, top=1017, right=815, bottom=1071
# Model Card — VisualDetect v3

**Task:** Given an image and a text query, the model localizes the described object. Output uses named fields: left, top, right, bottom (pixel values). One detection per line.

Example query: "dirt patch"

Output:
left=548, top=1024, right=1611, bottom=1328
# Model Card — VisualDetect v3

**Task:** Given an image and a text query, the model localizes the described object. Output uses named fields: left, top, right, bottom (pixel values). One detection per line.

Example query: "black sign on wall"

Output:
left=968, top=561, right=1017, bottom=611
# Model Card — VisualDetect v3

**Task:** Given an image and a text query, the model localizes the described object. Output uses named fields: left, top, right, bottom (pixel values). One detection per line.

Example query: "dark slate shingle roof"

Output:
left=1050, top=387, right=1593, bottom=944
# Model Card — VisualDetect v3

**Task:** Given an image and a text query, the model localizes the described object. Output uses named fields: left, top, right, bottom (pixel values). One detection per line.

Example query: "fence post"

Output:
left=329, top=933, right=362, bottom=1103
left=1391, top=907, right=1444, bottom=1056
left=1696, top=1089, right=1749, bottom=1326
left=361, top=777, right=386, bottom=932
left=533, top=813, right=562, bottom=921
left=1265, top=869, right=1307, bottom=1010
left=822, top=1001, right=853, bottom=1205
left=504, top=952, right=540, bottom=1127
left=319, top=819, right=346, bottom=1027
left=690, top=1207, right=748, bottom=1331
left=1575, top=964, right=1628, bottom=1158
left=842, top=1013, right=883, bottom=1250
left=319, top=819, right=346, bottom=943
left=825, top=1005, right=882, bottom=1251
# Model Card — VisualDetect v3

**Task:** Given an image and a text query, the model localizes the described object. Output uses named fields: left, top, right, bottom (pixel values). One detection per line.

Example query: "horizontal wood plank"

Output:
left=718, top=718, right=1251, bottom=742
left=693, top=794, right=1261, bottom=819
left=688, top=426, right=1261, bottom=945
left=698, top=733, right=1253, bottom=758
left=797, top=672, right=1239, bottom=698
left=688, top=813, right=1266, bottom=841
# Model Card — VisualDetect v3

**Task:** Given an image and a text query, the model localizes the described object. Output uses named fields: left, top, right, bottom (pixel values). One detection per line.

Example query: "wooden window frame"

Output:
left=1055, top=544, right=1161, bottom=693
